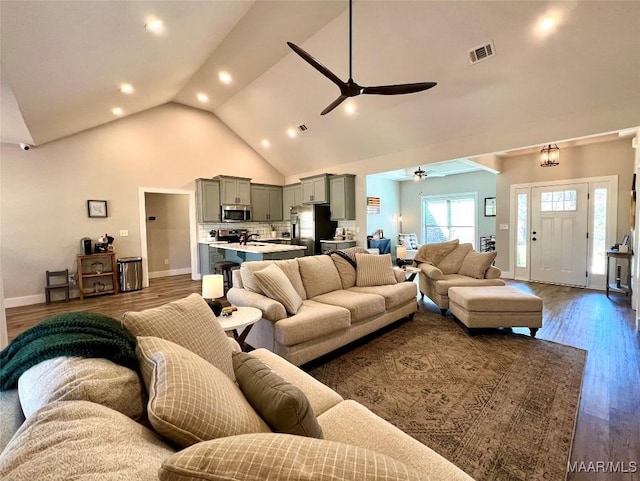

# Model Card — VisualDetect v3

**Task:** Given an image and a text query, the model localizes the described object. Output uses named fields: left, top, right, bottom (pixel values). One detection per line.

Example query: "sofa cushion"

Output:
left=232, top=352, right=323, bottom=438
left=438, top=243, right=473, bottom=274
left=349, top=282, right=418, bottom=310
left=311, top=290, right=386, bottom=323
left=0, top=401, right=174, bottom=481
left=434, top=274, right=506, bottom=295
left=241, top=259, right=307, bottom=300
left=18, top=356, right=144, bottom=420
left=136, top=336, right=269, bottom=448
left=297, top=255, right=343, bottom=298
left=275, top=300, right=351, bottom=346
left=159, top=433, right=427, bottom=481
left=122, top=293, right=235, bottom=381
left=0, top=390, right=24, bottom=454
left=355, top=253, right=397, bottom=287
left=458, top=250, right=498, bottom=279
left=331, top=253, right=357, bottom=289
left=254, top=264, right=303, bottom=315
left=414, top=239, right=459, bottom=266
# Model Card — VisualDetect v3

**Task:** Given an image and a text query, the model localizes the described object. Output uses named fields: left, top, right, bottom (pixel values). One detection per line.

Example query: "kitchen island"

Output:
left=199, top=241, right=306, bottom=274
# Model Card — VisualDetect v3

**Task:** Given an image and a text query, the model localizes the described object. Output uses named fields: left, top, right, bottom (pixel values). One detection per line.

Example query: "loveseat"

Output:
left=226, top=249, right=418, bottom=366
left=0, top=294, right=473, bottom=481
left=415, top=240, right=505, bottom=315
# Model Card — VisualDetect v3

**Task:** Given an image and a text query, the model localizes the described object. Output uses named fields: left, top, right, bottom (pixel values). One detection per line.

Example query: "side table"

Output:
left=217, top=306, right=261, bottom=351
left=605, top=249, right=633, bottom=304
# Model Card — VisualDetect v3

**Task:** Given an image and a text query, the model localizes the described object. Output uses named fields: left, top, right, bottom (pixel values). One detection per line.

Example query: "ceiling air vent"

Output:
left=298, top=124, right=308, bottom=132
left=468, top=41, right=496, bottom=65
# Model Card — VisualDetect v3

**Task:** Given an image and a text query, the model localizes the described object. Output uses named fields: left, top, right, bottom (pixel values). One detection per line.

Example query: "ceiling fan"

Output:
left=413, top=167, right=445, bottom=181
left=287, top=0, right=437, bottom=116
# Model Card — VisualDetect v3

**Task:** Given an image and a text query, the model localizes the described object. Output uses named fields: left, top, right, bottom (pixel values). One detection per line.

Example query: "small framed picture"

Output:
left=87, top=200, right=108, bottom=218
left=484, top=197, right=496, bottom=217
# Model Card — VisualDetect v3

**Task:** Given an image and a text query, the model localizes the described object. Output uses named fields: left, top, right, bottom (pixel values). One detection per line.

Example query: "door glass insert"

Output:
left=516, top=193, right=528, bottom=268
left=591, top=187, right=608, bottom=275
left=540, top=189, right=577, bottom=212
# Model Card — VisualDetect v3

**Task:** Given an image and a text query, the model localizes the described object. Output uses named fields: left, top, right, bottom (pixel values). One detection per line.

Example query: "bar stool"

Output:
left=213, top=261, right=240, bottom=294
left=45, top=269, right=70, bottom=304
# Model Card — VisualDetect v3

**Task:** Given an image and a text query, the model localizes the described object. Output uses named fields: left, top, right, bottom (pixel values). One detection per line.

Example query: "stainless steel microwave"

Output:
left=221, top=205, right=251, bottom=222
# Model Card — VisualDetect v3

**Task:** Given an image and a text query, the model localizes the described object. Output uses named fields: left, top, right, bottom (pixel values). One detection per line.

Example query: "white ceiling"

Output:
left=1, top=1, right=639, bottom=178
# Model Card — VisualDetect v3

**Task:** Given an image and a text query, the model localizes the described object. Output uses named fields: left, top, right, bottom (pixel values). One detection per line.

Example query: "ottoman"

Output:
left=448, top=286, right=542, bottom=337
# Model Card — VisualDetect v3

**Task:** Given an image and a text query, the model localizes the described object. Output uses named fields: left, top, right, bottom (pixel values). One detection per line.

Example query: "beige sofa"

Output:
left=0, top=294, right=473, bottom=481
left=415, top=240, right=505, bottom=315
left=226, top=250, right=418, bottom=366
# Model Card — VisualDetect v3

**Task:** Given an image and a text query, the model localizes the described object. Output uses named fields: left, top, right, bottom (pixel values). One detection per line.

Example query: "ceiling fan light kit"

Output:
left=414, top=167, right=427, bottom=181
left=287, top=0, right=437, bottom=115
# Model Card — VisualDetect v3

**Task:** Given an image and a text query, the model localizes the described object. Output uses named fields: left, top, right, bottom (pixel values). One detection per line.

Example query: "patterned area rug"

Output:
left=306, top=309, right=586, bottom=481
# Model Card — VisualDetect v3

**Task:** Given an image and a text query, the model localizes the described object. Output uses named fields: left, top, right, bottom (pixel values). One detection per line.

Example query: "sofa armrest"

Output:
left=418, top=263, right=444, bottom=280
left=485, top=265, right=502, bottom=279
left=250, top=349, right=343, bottom=416
left=226, top=287, right=287, bottom=322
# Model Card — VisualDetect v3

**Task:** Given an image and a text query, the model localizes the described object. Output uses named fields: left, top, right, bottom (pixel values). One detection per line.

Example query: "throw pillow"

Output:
left=438, top=243, right=473, bottom=274
left=240, top=259, right=307, bottom=299
left=159, top=433, right=427, bottom=481
left=136, top=337, right=269, bottom=448
left=253, top=264, right=303, bottom=315
left=0, top=401, right=174, bottom=480
left=330, top=253, right=357, bottom=289
left=297, top=255, right=343, bottom=298
left=414, top=239, right=459, bottom=266
left=232, top=352, right=323, bottom=438
left=458, top=250, right=498, bottom=279
left=122, top=293, right=236, bottom=381
left=355, top=253, right=397, bottom=287
left=18, top=356, right=144, bottom=420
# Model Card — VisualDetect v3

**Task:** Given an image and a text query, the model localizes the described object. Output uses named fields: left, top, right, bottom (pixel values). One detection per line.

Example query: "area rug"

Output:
left=306, top=309, right=586, bottom=481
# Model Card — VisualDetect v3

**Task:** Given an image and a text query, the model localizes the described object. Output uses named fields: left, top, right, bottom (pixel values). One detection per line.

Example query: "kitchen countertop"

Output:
left=320, top=239, right=356, bottom=243
left=214, top=242, right=306, bottom=254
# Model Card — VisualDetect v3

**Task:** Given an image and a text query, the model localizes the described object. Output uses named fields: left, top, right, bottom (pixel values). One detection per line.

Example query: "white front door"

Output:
left=530, top=183, right=589, bottom=286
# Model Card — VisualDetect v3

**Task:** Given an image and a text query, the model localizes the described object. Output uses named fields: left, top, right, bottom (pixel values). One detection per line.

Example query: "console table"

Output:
left=605, top=249, right=632, bottom=304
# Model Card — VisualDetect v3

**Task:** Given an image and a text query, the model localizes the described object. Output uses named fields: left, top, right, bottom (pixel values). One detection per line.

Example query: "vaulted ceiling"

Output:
left=1, top=1, right=639, bottom=178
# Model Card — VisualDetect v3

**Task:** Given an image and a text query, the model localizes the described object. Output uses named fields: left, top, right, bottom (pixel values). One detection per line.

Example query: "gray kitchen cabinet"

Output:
left=196, top=179, right=220, bottom=223
left=329, top=174, right=356, bottom=220
left=282, top=183, right=302, bottom=214
left=198, top=244, right=224, bottom=275
left=251, top=184, right=283, bottom=222
left=300, top=174, right=330, bottom=204
left=217, top=176, right=251, bottom=205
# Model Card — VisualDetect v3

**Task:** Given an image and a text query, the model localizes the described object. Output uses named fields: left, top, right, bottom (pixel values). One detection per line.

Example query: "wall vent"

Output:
left=468, top=41, right=496, bottom=65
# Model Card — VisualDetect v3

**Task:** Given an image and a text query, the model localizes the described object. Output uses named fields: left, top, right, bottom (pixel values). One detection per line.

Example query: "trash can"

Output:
left=117, top=257, right=143, bottom=292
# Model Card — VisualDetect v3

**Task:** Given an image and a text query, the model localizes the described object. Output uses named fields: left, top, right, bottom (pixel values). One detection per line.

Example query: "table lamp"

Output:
left=396, top=245, right=407, bottom=267
left=202, top=274, right=224, bottom=316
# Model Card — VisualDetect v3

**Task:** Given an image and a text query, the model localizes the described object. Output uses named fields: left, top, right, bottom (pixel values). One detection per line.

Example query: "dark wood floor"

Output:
left=5, top=276, right=640, bottom=480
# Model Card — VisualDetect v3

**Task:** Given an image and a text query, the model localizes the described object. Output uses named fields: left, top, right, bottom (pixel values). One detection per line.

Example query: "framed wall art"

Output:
left=484, top=197, right=496, bottom=217
left=87, top=200, right=108, bottom=218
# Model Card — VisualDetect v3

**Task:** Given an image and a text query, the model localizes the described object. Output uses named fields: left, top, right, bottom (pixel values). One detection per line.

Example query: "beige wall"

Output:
left=495, top=137, right=635, bottom=272
left=145, top=192, right=191, bottom=276
left=1, top=102, right=283, bottom=303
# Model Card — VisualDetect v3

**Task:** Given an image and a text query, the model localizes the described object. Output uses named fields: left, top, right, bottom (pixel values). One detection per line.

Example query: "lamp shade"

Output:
left=202, top=274, right=224, bottom=299
left=396, top=245, right=407, bottom=259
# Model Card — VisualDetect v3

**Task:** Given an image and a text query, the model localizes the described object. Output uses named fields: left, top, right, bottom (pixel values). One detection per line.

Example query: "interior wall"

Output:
left=145, top=193, right=191, bottom=277
left=1, top=102, right=283, bottom=303
left=365, top=177, right=400, bottom=249
left=400, top=171, right=498, bottom=247
left=495, top=137, right=635, bottom=273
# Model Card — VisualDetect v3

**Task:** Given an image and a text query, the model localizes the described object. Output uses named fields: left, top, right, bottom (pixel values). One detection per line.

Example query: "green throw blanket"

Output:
left=0, top=312, right=137, bottom=391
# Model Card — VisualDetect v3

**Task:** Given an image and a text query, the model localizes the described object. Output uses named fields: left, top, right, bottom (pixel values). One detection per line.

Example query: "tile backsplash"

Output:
left=198, top=219, right=357, bottom=241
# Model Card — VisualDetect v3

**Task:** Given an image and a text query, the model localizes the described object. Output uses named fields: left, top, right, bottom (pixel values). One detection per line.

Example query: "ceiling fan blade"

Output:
left=362, top=82, right=437, bottom=95
left=321, top=95, right=348, bottom=116
left=287, top=42, right=345, bottom=88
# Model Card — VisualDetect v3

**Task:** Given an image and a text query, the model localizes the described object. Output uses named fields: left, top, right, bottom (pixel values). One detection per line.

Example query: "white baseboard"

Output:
left=148, top=267, right=192, bottom=279
left=5, top=294, right=45, bottom=308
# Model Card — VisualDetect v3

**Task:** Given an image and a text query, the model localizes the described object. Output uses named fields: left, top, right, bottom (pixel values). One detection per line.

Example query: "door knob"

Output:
left=532, top=237, right=537, bottom=241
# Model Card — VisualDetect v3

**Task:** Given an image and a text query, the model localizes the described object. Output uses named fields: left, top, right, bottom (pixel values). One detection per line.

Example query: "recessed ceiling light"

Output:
left=261, top=139, right=270, bottom=148
left=119, top=83, right=134, bottom=95
left=287, top=128, right=297, bottom=138
left=218, top=71, right=232, bottom=84
left=344, top=102, right=356, bottom=115
left=541, top=16, right=555, bottom=30
left=111, top=107, right=124, bottom=116
left=197, top=93, right=209, bottom=103
left=145, top=19, right=164, bottom=33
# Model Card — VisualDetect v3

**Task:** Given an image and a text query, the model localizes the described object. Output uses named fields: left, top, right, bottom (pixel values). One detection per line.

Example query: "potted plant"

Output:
left=270, top=224, right=277, bottom=238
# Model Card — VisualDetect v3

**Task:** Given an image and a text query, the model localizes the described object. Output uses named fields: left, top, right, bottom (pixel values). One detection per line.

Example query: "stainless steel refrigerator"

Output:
left=291, top=205, right=337, bottom=255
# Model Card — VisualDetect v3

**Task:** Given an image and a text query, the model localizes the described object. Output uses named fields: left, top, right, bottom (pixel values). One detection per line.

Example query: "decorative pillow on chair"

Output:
left=438, top=243, right=473, bottom=274
left=254, top=264, right=303, bottom=315
left=232, top=352, right=323, bottom=438
left=136, top=337, right=269, bottom=448
left=458, top=251, right=498, bottom=279
left=355, top=253, right=397, bottom=287
left=414, top=239, right=459, bottom=266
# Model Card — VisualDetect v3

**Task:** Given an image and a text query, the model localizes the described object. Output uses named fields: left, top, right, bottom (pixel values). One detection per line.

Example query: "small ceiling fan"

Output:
left=287, top=0, right=437, bottom=116
left=413, top=167, right=445, bottom=181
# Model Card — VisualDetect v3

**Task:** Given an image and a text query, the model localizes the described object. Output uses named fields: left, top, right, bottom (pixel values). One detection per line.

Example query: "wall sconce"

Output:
left=202, top=274, right=224, bottom=316
left=540, top=144, right=560, bottom=167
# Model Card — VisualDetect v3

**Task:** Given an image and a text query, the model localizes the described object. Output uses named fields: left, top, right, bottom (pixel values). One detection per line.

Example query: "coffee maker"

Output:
left=80, top=237, right=92, bottom=255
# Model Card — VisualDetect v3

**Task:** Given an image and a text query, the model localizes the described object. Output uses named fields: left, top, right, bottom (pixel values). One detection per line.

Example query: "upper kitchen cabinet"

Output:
left=282, top=183, right=302, bottom=215
left=216, top=176, right=251, bottom=205
left=330, top=174, right=356, bottom=221
left=300, top=174, right=331, bottom=204
left=251, top=184, right=283, bottom=222
left=196, top=179, right=220, bottom=223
